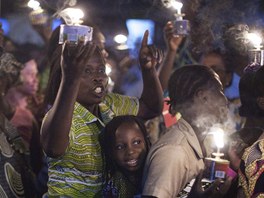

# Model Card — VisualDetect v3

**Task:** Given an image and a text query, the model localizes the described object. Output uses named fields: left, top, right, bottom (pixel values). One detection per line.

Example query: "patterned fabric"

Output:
left=239, top=138, right=264, bottom=198
left=0, top=113, right=30, bottom=198
left=46, top=93, right=139, bottom=197
left=0, top=52, right=24, bottom=85
left=102, top=171, right=140, bottom=198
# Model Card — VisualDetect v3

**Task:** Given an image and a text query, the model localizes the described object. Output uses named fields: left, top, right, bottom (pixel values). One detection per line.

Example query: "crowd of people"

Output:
left=0, top=10, right=264, bottom=198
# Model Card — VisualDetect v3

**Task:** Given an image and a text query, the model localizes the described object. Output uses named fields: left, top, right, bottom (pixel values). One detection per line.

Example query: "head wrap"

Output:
left=0, top=52, right=24, bottom=86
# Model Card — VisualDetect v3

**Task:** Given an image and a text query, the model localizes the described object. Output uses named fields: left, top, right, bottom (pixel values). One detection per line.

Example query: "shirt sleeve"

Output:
left=142, top=145, right=189, bottom=198
left=104, top=93, right=139, bottom=116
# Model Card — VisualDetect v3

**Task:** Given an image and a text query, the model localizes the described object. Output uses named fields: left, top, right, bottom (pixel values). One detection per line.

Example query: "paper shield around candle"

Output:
left=59, top=24, right=93, bottom=44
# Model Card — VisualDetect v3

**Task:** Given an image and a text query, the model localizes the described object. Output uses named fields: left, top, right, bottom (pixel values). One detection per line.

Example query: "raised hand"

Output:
left=164, top=21, right=184, bottom=52
left=61, top=42, right=96, bottom=79
left=139, top=30, right=163, bottom=70
left=188, top=171, right=232, bottom=198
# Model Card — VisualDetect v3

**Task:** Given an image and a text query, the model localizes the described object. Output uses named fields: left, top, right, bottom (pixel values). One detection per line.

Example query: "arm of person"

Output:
left=137, top=30, right=164, bottom=119
left=40, top=42, right=96, bottom=158
left=0, top=94, right=15, bottom=119
left=142, top=145, right=189, bottom=197
left=158, top=21, right=184, bottom=91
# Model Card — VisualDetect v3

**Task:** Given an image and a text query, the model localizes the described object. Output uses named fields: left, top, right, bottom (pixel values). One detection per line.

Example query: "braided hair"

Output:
left=168, top=65, right=218, bottom=115
left=100, top=115, right=151, bottom=183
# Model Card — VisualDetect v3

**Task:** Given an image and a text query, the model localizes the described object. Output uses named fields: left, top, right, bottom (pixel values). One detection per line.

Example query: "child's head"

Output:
left=101, top=115, right=150, bottom=177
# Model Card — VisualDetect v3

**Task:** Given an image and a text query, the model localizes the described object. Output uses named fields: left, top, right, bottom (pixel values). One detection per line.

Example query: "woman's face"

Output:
left=201, top=53, right=232, bottom=88
left=18, top=60, right=38, bottom=96
left=76, top=50, right=108, bottom=107
left=112, top=122, right=147, bottom=173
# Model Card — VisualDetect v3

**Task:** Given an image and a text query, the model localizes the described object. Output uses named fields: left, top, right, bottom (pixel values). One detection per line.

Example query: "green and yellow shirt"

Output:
left=46, top=93, right=139, bottom=197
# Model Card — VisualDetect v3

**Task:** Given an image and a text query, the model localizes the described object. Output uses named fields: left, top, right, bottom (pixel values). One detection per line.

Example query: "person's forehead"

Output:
left=202, top=54, right=225, bottom=68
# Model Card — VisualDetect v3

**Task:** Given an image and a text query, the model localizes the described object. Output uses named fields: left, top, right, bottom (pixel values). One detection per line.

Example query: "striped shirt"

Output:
left=46, top=93, right=139, bottom=197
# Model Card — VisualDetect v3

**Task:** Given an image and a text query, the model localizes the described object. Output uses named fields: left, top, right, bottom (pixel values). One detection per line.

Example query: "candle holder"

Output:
left=173, top=18, right=190, bottom=36
left=249, top=49, right=264, bottom=66
left=204, top=150, right=230, bottom=181
left=59, top=24, right=93, bottom=45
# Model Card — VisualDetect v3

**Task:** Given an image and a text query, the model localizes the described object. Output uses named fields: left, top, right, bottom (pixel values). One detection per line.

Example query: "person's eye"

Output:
left=115, top=144, right=124, bottom=150
left=133, top=140, right=141, bottom=145
left=99, top=68, right=105, bottom=74
left=85, top=69, right=91, bottom=74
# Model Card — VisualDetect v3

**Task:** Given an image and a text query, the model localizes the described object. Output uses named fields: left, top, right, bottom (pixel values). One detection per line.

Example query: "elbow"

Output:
left=42, top=146, right=66, bottom=158
left=138, top=101, right=163, bottom=119
left=41, top=135, right=67, bottom=158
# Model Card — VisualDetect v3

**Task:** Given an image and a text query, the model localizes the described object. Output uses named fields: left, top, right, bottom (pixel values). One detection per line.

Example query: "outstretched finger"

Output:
left=141, top=30, right=149, bottom=48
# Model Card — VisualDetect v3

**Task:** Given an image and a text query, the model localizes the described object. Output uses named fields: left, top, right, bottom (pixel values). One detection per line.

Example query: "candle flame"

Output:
left=59, top=8, right=84, bottom=25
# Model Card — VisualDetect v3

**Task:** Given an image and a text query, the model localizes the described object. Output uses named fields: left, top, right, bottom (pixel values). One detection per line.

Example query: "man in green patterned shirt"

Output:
left=41, top=29, right=163, bottom=197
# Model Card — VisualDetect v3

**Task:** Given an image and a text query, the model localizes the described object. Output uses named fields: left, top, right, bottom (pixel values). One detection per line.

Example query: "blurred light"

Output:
left=105, top=63, right=112, bottom=75
left=116, top=43, right=129, bottom=50
left=52, top=18, right=63, bottom=30
left=114, top=34, right=127, bottom=44
left=28, top=0, right=41, bottom=10
left=247, top=32, right=262, bottom=49
left=126, top=19, right=155, bottom=56
left=59, top=8, right=84, bottom=25
left=213, top=128, right=224, bottom=149
left=0, top=18, right=10, bottom=35
left=171, top=1, right=183, bottom=14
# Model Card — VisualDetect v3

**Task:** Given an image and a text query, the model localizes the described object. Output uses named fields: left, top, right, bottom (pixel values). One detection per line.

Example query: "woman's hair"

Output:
left=239, top=66, right=264, bottom=117
left=168, top=65, right=217, bottom=114
left=100, top=115, right=151, bottom=182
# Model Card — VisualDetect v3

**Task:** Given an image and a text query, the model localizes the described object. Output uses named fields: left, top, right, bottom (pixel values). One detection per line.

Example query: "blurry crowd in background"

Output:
left=0, top=0, right=264, bottom=197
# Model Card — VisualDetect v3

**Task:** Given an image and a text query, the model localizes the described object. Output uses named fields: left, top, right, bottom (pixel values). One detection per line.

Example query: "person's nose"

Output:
left=93, top=75, right=104, bottom=83
left=126, top=145, right=135, bottom=155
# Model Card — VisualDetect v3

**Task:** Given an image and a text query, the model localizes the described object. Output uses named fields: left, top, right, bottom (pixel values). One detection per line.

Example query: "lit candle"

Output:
left=58, top=8, right=93, bottom=44
left=247, top=32, right=263, bottom=50
left=171, top=1, right=183, bottom=17
left=213, top=128, right=224, bottom=159
left=59, top=8, right=84, bottom=26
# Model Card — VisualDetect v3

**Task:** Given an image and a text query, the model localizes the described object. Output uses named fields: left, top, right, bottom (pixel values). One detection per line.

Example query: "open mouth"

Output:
left=126, top=159, right=138, bottom=167
left=94, top=87, right=102, bottom=94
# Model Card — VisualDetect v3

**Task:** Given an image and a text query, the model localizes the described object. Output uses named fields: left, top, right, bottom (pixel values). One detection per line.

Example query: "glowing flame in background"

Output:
left=188, top=0, right=264, bottom=54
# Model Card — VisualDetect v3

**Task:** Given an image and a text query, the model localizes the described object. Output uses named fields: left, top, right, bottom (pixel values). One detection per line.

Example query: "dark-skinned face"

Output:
left=77, top=50, right=108, bottom=107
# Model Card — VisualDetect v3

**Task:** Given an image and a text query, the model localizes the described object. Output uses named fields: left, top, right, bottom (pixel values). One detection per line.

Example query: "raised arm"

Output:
left=137, top=30, right=163, bottom=119
left=40, top=42, right=96, bottom=158
left=159, top=21, right=184, bottom=91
